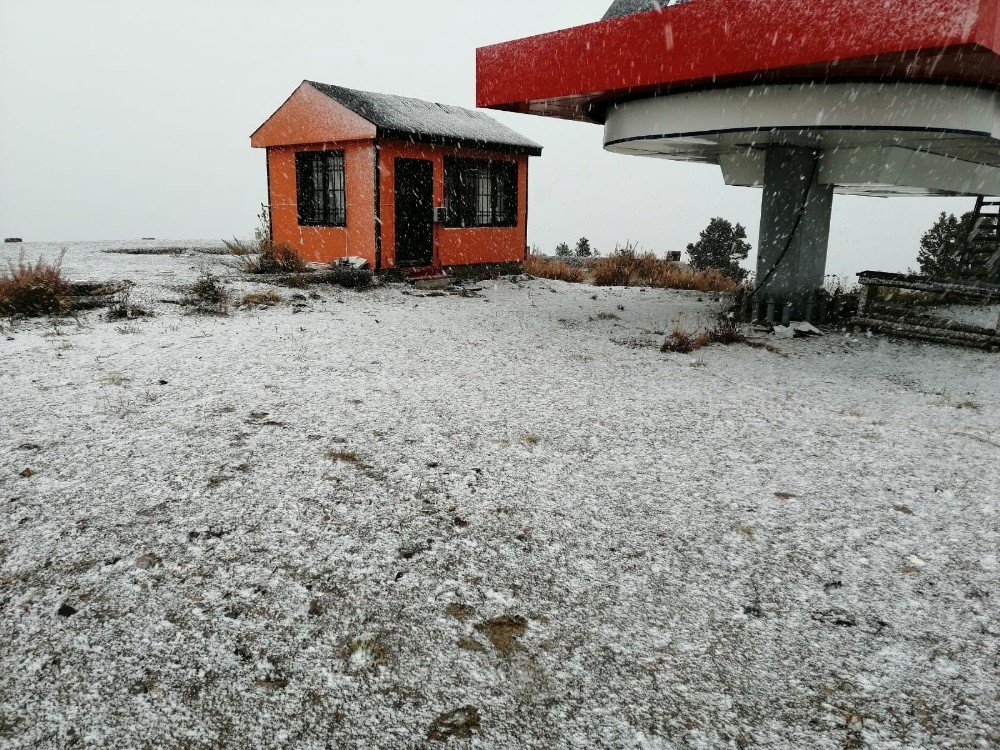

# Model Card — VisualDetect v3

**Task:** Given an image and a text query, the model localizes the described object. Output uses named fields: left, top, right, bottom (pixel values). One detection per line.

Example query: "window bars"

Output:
left=296, top=151, right=346, bottom=227
left=444, top=158, right=518, bottom=228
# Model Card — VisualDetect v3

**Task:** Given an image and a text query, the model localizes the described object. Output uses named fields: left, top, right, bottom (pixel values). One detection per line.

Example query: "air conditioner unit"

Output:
left=433, top=206, right=449, bottom=224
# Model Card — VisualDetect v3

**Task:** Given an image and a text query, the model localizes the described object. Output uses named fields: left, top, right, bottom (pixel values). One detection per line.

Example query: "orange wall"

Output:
left=268, top=140, right=529, bottom=268
left=252, top=83, right=376, bottom=148
left=267, top=142, right=377, bottom=265
left=378, top=142, right=529, bottom=269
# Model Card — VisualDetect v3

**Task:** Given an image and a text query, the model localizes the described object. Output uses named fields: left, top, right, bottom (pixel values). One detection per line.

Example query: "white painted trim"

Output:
left=606, top=82, right=1000, bottom=196
left=823, top=147, right=1000, bottom=197
left=605, top=83, right=997, bottom=145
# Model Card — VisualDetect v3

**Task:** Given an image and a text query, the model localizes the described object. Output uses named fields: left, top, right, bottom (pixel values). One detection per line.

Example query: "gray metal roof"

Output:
left=602, top=0, right=678, bottom=20
left=305, top=81, right=542, bottom=156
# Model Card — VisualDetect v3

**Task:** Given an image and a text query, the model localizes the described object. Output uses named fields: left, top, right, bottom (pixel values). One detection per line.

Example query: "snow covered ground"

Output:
left=1, top=242, right=998, bottom=750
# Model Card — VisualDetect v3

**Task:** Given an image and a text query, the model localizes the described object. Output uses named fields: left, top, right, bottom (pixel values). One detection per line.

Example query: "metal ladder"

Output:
left=965, top=196, right=1000, bottom=279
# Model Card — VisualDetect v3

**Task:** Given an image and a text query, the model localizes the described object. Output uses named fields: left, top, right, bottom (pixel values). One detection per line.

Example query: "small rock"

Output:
left=18, top=443, right=41, bottom=451
left=19, top=468, right=34, bottom=478
left=57, top=603, right=78, bottom=618
left=792, top=321, right=823, bottom=337
left=158, top=380, right=168, bottom=386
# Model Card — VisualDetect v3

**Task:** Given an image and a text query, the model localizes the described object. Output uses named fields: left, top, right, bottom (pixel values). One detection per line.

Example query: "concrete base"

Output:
left=755, top=147, right=834, bottom=318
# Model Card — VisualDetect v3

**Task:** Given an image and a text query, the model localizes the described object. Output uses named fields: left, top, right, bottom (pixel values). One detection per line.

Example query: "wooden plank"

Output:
left=857, top=271, right=1000, bottom=301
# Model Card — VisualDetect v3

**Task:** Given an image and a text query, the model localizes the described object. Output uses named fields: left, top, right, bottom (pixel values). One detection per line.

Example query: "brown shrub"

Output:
left=662, top=316, right=752, bottom=353
left=0, top=251, right=71, bottom=317
left=182, top=271, right=229, bottom=315
left=594, top=244, right=740, bottom=293
left=241, top=240, right=308, bottom=274
left=523, top=255, right=585, bottom=283
left=661, top=327, right=711, bottom=353
left=707, top=316, right=749, bottom=346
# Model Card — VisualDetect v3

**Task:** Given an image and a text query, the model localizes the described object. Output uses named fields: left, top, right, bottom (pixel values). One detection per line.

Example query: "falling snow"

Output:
left=1, top=243, right=998, bottom=749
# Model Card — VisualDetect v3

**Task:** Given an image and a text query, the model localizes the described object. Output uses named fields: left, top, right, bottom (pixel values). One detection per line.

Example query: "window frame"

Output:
left=444, top=157, right=519, bottom=229
left=295, top=150, right=347, bottom=228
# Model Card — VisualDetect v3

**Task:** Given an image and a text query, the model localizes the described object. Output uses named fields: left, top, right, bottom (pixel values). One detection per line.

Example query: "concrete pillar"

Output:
left=755, top=147, right=834, bottom=317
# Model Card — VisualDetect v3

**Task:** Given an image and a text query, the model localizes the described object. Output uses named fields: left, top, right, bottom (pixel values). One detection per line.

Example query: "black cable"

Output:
left=750, top=153, right=822, bottom=300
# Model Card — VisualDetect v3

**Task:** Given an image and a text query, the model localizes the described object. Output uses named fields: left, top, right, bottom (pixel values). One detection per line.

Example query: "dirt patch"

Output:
left=427, top=706, right=482, bottom=742
left=474, top=615, right=528, bottom=654
left=446, top=603, right=476, bottom=621
left=457, top=637, right=486, bottom=653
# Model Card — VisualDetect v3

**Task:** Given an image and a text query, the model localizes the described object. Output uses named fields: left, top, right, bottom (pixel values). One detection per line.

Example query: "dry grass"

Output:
left=661, top=317, right=752, bottom=354
left=594, top=244, right=740, bottom=293
left=241, top=290, right=282, bottom=308
left=661, top=327, right=712, bottom=353
left=222, top=238, right=261, bottom=256
left=0, top=250, right=72, bottom=317
left=105, top=284, right=150, bottom=321
left=524, top=254, right=586, bottom=283
left=241, top=240, right=309, bottom=274
left=181, top=271, right=229, bottom=315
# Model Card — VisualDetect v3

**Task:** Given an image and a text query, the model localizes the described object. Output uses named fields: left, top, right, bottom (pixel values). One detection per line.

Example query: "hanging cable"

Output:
left=749, top=152, right=822, bottom=299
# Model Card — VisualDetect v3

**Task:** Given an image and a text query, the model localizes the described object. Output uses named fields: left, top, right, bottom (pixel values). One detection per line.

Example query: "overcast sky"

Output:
left=0, top=0, right=975, bottom=276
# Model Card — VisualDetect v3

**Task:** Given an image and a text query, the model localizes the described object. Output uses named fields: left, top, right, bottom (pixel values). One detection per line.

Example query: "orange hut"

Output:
left=251, top=81, right=542, bottom=274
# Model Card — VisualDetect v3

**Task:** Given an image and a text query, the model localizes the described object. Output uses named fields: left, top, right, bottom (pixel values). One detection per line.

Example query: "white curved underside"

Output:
left=604, top=83, right=1000, bottom=197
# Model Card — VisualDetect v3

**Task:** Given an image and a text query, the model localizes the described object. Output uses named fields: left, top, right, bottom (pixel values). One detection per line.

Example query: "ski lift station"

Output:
left=477, top=0, right=1000, bottom=315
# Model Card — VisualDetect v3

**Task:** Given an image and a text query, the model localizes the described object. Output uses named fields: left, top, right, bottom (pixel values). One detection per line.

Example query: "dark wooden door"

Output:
left=394, top=158, right=434, bottom=267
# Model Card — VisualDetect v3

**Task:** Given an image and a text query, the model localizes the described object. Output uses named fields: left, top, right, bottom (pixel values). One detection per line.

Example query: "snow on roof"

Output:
left=305, top=81, right=542, bottom=156
left=602, top=0, right=672, bottom=19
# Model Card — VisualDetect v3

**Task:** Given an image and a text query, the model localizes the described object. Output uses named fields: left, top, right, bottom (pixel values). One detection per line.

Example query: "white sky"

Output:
left=0, top=0, right=975, bottom=276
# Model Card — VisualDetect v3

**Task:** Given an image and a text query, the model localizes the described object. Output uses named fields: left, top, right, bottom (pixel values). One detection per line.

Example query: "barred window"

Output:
left=296, top=151, right=346, bottom=227
left=444, top=158, right=518, bottom=228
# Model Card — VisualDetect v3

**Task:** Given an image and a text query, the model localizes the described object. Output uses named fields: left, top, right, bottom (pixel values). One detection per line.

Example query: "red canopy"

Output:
left=476, top=0, right=1000, bottom=123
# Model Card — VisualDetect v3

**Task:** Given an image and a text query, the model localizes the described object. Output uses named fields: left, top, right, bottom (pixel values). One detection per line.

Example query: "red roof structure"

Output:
left=475, top=0, right=1000, bottom=316
left=477, top=0, right=1000, bottom=123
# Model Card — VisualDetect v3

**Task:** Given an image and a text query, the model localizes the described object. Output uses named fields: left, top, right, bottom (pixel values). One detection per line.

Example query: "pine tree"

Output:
left=575, top=237, right=594, bottom=258
left=555, top=242, right=572, bottom=258
left=916, top=212, right=974, bottom=279
left=686, top=218, right=751, bottom=280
